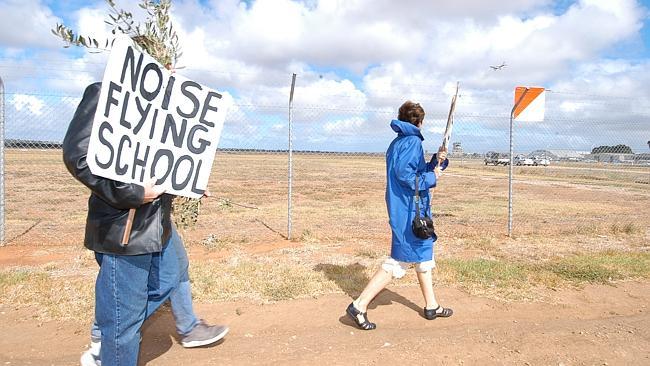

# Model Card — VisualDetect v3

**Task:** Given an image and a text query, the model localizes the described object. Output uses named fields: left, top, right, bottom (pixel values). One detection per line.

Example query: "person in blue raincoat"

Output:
left=346, top=101, right=453, bottom=330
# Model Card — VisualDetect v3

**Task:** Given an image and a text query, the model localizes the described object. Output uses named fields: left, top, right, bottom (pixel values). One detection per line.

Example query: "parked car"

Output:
left=533, top=157, right=550, bottom=166
left=514, top=155, right=534, bottom=166
left=484, top=152, right=509, bottom=166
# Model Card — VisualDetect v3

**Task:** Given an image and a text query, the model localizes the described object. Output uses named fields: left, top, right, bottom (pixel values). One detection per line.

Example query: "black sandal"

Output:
left=424, top=305, right=453, bottom=320
left=346, top=303, right=376, bottom=330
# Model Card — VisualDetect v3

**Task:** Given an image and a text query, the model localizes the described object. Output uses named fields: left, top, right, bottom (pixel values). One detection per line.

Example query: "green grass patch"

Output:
left=0, top=269, right=37, bottom=289
left=440, top=258, right=529, bottom=289
left=542, top=260, right=619, bottom=283
left=438, top=252, right=650, bottom=297
left=542, top=252, right=650, bottom=282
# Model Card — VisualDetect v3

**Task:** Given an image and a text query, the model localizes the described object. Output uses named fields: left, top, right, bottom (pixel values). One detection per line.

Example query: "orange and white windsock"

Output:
left=513, top=86, right=545, bottom=122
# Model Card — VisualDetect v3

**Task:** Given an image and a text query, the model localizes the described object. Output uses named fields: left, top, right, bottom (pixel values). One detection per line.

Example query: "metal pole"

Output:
left=0, top=76, right=5, bottom=245
left=508, top=88, right=529, bottom=237
left=287, top=73, right=296, bottom=240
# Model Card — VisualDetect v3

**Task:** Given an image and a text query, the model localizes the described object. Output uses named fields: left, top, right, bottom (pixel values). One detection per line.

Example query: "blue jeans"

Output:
left=90, top=281, right=199, bottom=341
left=94, top=228, right=198, bottom=366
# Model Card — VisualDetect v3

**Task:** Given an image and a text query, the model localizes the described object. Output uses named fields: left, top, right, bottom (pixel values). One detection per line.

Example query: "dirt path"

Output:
left=1, top=281, right=648, bottom=365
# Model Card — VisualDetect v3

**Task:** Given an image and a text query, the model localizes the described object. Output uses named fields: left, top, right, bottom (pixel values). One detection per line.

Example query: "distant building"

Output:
left=527, top=149, right=650, bottom=163
left=451, top=142, right=463, bottom=157
left=546, top=149, right=590, bottom=161
left=634, top=153, right=650, bottom=165
left=587, top=153, right=635, bottom=163
left=528, top=149, right=554, bottom=159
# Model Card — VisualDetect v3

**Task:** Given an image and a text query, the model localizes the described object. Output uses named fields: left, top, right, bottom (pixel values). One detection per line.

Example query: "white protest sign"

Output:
left=87, top=36, right=230, bottom=198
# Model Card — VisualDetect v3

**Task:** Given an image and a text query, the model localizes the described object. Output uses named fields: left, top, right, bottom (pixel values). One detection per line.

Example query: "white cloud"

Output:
left=11, top=94, right=45, bottom=115
left=323, top=116, right=366, bottom=135
left=559, top=101, right=582, bottom=113
left=75, top=6, right=113, bottom=44
left=1, top=0, right=649, bottom=152
left=0, top=0, right=62, bottom=49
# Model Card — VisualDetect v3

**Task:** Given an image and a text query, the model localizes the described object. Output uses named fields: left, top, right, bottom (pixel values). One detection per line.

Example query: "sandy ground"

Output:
left=1, top=281, right=648, bottom=366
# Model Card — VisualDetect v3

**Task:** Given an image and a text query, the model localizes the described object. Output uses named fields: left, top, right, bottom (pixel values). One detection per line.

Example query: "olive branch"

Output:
left=52, top=0, right=181, bottom=66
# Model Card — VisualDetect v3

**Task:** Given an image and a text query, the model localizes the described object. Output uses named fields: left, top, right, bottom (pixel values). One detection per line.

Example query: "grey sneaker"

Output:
left=181, top=320, right=229, bottom=348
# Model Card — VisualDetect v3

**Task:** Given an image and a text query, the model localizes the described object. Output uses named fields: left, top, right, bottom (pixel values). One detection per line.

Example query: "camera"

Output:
left=412, top=215, right=436, bottom=240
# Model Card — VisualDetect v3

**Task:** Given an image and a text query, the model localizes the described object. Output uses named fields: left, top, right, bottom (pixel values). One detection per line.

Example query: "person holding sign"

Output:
left=65, top=82, right=228, bottom=366
left=63, top=38, right=228, bottom=366
left=345, top=101, right=453, bottom=330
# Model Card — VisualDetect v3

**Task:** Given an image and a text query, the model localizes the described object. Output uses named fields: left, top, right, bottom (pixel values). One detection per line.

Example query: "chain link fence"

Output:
left=1, top=75, right=649, bottom=251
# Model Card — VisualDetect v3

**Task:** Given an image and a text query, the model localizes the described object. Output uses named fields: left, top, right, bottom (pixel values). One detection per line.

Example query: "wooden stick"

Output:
left=433, top=82, right=459, bottom=194
left=121, top=208, right=136, bottom=245
left=439, top=81, right=459, bottom=167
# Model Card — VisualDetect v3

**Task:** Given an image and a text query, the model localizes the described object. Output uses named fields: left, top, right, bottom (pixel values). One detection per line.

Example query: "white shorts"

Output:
left=381, top=257, right=436, bottom=279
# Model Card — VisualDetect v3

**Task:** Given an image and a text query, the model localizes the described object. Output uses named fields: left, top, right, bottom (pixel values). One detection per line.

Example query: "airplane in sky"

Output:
left=490, top=62, right=507, bottom=70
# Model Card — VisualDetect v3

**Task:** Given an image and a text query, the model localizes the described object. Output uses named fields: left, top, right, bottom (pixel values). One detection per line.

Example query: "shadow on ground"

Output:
left=138, top=304, right=226, bottom=364
left=314, top=262, right=423, bottom=328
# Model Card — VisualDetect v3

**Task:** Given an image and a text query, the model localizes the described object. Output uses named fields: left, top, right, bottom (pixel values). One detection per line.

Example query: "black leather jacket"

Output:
left=63, top=82, right=172, bottom=255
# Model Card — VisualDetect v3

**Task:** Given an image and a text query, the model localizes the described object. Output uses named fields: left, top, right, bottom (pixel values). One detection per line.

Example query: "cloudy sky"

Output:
left=0, top=0, right=649, bottom=153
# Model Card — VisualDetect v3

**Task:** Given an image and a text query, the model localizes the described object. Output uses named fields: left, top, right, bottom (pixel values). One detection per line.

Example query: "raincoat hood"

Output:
left=390, top=119, right=424, bottom=141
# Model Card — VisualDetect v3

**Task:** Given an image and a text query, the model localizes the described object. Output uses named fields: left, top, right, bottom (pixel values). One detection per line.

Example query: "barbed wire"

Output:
left=1, top=57, right=650, bottom=104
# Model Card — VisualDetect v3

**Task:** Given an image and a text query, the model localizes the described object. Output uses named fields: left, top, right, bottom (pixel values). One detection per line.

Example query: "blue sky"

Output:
left=1, top=0, right=649, bottom=153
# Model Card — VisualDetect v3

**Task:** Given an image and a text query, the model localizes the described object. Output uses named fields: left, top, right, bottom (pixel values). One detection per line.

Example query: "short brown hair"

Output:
left=398, top=101, right=425, bottom=126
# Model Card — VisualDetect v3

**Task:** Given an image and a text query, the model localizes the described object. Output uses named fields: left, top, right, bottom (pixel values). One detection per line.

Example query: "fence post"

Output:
left=0, top=76, right=5, bottom=245
left=508, top=88, right=529, bottom=237
left=287, top=73, right=296, bottom=240
left=647, top=140, right=650, bottom=184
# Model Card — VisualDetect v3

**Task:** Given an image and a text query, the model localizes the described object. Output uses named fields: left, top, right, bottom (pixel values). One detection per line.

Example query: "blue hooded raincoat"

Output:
left=386, top=119, right=447, bottom=263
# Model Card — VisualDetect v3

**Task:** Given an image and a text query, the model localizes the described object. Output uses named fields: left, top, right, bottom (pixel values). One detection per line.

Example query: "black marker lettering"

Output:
left=95, top=121, right=114, bottom=169
left=187, top=124, right=211, bottom=154
left=151, top=149, right=173, bottom=185
left=133, top=97, right=152, bottom=135
left=119, top=91, right=132, bottom=129
left=139, top=62, right=163, bottom=101
left=171, top=155, right=194, bottom=190
left=161, top=75, right=176, bottom=110
left=104, top=82, right=122, bottom=118
left=199, top=91, right=222, bottom=128
left=132, top=142, right=150, bottom=182
left=115, top=135, right=131, bottom=175
left=161, top=114, right=187, bottom=148
left=190, top=159, right=205, bottom=196
left=176, top=81, right=201, bottom=118
left=120, top=46, right=143, bottom=92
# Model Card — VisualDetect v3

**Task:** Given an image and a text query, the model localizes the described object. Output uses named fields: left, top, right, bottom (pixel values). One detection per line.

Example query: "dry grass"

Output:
left=0, top=266, right=94, bottom=320
left=188, top=256, right=340, bottom=303
left=1, top=150, right=649, bottom=319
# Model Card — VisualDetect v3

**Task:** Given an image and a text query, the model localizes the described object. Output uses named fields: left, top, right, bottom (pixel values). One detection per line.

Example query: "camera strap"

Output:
left=414, top=174, right=421, bottom=218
